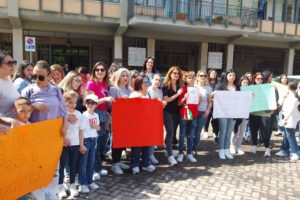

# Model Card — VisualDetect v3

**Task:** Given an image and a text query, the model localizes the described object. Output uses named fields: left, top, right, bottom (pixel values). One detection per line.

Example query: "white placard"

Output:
left=25, top=37, right=36, bottom=52
left=186, top=87, right=200, bottom=104
left=213, top=91, right=252, bottom=119
left=208, top=52, right=223, bottom=69
left=128, top=47, right=146, bottom=67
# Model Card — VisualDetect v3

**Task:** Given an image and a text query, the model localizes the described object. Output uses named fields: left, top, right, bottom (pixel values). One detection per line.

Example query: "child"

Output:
left=78, top=94, right=100, bottom=193
left=57, top=90, right=86, bottom=198
left=177, top=71, right=200, bottom=163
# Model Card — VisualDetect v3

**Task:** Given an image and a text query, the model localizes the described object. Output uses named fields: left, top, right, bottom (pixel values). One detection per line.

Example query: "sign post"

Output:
left=25, top=37, right=36, bottom=62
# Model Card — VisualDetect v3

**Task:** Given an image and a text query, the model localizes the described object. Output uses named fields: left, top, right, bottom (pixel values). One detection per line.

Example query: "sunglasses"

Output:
left=95, top=68, right=105, bottom=72
left=172, top=72, right=179, bottom=75
left=86, top=99, right=97, bottom=105
left=143, top=80, right=149, bottom=84
left=2, top=60, right=17, bottom=66
left=198, top=74, right=207, bottom=78
left=32, top=74, right=46, bottom=81
left=256, top=77, right=263, bottom=80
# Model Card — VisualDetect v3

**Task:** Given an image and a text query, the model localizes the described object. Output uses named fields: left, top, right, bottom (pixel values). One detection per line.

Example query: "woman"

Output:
left=59, top=70, right=86, bottom=113
left=77, top=66, right=90, bottom=87
left=141, top=57, right=156, bottom=84
left=215, top=69, right=238, bottom=159
left=12, top=60, right=33, bottom=93
left=193, top=70, right=212, bottom=155
left=230, top=76, right=250, bottom=155
left=86, top=62, right=114, bottom=178
left=21, top=60, right=68, bottom=200
left=108, top=62, right=122, bottom=86
left=109, top=68, right=132, bottom=174
left=129, top=75, right=156, bottom=174
left=162, top=66, right=183, bottom=166
left=51, top=64, right=65, bottom=85
left=276, top=82, right=300, bottom=160
left=249, top=72, right=273, bottom=156
left=203, top=69, right=219, bottom=141
left=129, top=70, right=139, bottom=91
left=0, top=51, right=20, bottom=132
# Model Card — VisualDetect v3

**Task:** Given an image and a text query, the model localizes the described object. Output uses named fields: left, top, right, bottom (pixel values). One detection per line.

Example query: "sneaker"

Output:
left=295, top=131, right=300, bottom=137
left=88, top=182, right=100, bottom=190
left=177, top=153, right=184, bottom=162
left=202, top=132, right=209, bottom=139
left=79, top=185, right=90, bottom=193
left=111, top=164, right=123, bottom=175
left=224, top=149, right=234, bottom=159
left=290, top=153, right=299, bottom=161
left=236, top=149, right=245, bottom=155
left=119, top=162, right=130, bottom=170
left=63, top=175, right=70, bottom=184
left=167, top=155, right=177, bottom=166
left=70, top=183, right=79, bottom=197
left=275, top=150, right=288, bottom=157
left=142, top=164, right=156, bottom=172
left=251, top=145, right=257, bottom=154
left=132, top=166, right=140, bottom=175
left=93, top=172, right=100, bottom=181
left=187, top=154, right=197, bottom=163
left=274, top=131, right=282, bottom=136
left=121, top=150, right=127, bottom=160
left=230, top=146, right=236, bottom=154
left=100, top=169, right=108, bottom=176
left=219, top=149, right=225, bottom=159
left=193, top=150, right=198, bottom=156
left=150, top=155, right=159, bottom=164
left=264, top=148, right=271, bottom=157
left=57, top=184, right=67, bottom=198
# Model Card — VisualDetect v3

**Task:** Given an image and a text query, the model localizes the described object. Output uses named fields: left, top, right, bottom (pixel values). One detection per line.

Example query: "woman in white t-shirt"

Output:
left=129, top=75, right=156, bottom=175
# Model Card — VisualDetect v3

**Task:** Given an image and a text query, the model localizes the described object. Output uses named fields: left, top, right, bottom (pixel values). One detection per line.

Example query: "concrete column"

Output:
left=283, top=48, right=295, bottom=75
left=226, top=44, right=234, bottom=71
left=147, top=38, right=155, bottom=57
left=199, top=42, right=208, bottom=71
left=114, top=36, right=122, bottom=62
left=12, top=28, right=23, bottom=64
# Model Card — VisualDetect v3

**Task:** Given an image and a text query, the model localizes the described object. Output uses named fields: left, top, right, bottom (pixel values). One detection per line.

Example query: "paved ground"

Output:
left=77, top=134, right=300, bottom=200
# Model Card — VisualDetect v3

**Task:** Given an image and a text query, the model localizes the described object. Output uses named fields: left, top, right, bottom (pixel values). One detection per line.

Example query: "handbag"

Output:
left=183, top=105, right=193, bottom=120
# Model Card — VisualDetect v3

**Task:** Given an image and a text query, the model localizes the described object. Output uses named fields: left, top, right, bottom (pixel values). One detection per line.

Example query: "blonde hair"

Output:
left=114, top=68, right=130, bottom=88
left=195, top=70, right=207, bottom=85
left=59, top=70, right=81, bottom=94
left=163, top=66, right=182, bottom=89
left=51, top=64, right=65, bottom=78
left=63, top=90, right=78, bottom=102
left=14, top=97, right=32, bottom=109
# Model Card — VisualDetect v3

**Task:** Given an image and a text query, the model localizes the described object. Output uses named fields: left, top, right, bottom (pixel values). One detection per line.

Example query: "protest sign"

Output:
left=213, top=91, right=252, bottom=118
left=186, top=87, right=200, bottom=104
left=0, top=118, right=63, bottom=200
left=112, top=98, right=164, bottom=148
left=241, top=83, right=277, bottom=112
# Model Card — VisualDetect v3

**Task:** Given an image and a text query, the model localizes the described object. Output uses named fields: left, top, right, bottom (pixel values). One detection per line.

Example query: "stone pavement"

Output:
left=77, top=135, right=300, bottom=200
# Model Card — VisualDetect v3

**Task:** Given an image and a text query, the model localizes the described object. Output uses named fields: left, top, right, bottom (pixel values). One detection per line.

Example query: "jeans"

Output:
left=204, top=109, right=219, bottom=137
left=94, top=123, right=109, bottom=173
left=179, top=117, right=197, bottom=154
left=249, top=115, right=272, bottom=148
left=281, top=128, right=299, bottom=154
left=218, top=118, right=236, bottom=150
left=59, top=146, right=79, bottom=184
left=79, top=137, right=97, bottom=185
left=164, top=111, right=180, bottom=157
left=193, top=111, right=208, bottom=151
left=276, top=113, right=284, bottom=133
left=231, top=119, right=248, bottom=149
left=131, top=146, right=151, bottom=168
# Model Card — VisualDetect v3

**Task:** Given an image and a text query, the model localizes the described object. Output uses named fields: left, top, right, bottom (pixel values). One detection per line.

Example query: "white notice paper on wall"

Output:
left=186, top=87, right=200, bottom=105
left=128, top=47, right=146, bottom=67
left=208, top=52, right=223, bottom=69
left=213, top=91, right=252, bottom=119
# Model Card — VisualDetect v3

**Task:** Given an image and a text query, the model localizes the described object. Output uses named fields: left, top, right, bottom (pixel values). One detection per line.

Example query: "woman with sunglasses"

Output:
left=21, top=60, right=68, bottom=199
left=162, top=66, right=183, bottom=166
left=141, top=57, right=157, bottom=85
left=0, top=51, right=20, bottom=134
left=86, top=61, right=114, bottom=179
left=109, top=68, right=132, bottom=174
left=12, top=60, right=33, bottom=94
left=193, top=70, right=212, bottom=155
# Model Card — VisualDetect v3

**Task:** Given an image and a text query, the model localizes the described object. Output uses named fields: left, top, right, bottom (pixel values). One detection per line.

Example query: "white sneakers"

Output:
left=168, top=155, right=177, bottom=166
left=70, top=183, right=79, bottom=197
left=218, top=149, right=226, bottom=159
left=202, top=131, right=209, bottom=139
left=236, top=149, right=245, bottom=155
left=111, top=162, right=130, bottom=175
left=276, top=150, right=288, bottom=157
left=92, top=172, right=101, bottom=181
left=100, top=169, right=108, bottom=176
left=132, top=167, right=140, bottom=175
left=78, top=185, right=90, bottom=193
left=224, top=149, right=234, bottom=159
left=119, top=162, right=130, bottom=170
left=142, top=164, right=156, bottom=172
left=57, top=184, right=67, bottom=198
left=290, top=153, right=299, bottom=161
left=251, top=145, right=257, bottom=154
left=177, top=154, right=184, bottom=162
left=264, top=148, right=271, bottom=157
left=150, top=155, right=159, bottom=164
left=187, top=154, right=197, bottom=163
left=89, top=182, right=100, bottom=190
left=230, top=146, right=236, bottom=155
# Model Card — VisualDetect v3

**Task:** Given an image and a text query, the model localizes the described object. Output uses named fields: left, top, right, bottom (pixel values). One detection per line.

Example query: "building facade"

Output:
left=0, top=0, right=299, bottom=75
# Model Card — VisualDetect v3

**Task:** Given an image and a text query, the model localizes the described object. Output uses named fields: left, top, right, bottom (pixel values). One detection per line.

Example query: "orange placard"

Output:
left=112, top=98, right=164, bottom=148
left=0, top=118, right=63, bottom=200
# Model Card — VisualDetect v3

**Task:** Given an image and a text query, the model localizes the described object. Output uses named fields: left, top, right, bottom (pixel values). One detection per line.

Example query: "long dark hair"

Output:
left=12, top=60, right=33, bottom=81
left=142, top=57, right=156, bottom=73
left=92, top=61, right=109, bottom=84
left=224, top=69, right=238, bottom=86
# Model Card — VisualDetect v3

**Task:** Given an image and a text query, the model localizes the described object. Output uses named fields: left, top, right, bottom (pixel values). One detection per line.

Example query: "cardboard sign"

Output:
left=112, top=98, right=164, bottom=148
left=0, top=118, right=63, bottom=200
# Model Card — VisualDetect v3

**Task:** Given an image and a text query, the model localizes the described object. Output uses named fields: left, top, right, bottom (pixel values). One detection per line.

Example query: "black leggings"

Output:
left=204, top=111, right=219, bottom=137
left=249, top=115, right=272, bottom=148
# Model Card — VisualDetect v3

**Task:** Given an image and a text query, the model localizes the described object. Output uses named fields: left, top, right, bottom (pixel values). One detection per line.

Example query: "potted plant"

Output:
left=176, top=13, right=187, bottom=20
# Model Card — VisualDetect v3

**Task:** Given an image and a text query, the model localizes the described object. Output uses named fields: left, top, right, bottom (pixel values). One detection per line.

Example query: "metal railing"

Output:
left=129, top=0, right=258, bottom=28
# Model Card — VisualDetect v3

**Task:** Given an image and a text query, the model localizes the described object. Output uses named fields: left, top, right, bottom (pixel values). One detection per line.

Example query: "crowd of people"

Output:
left=0, top=51, right=299, bottom=199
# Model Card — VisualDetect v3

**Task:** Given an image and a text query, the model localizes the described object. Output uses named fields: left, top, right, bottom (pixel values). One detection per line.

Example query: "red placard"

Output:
left=112, top=98, right=164, bottom=148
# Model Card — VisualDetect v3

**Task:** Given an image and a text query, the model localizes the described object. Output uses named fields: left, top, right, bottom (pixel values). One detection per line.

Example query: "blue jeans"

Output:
left=79, top=137, right=97, bottom=185
left=59, top=146, right=79, bottom=184
left=94, top=123, right=109, bottom=173
left=281, top=128, right=299, bottom=154
left=131, top=146, right=151, bottom=168
left=193, top=111, right=208, bottom=151
left=244, top=122, right=251, bottom=142
left=276, top=114, right=284, bottom=133
left=218, top=118, right=236, bottom=150
left=179, top=117, right=197, bottom=154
